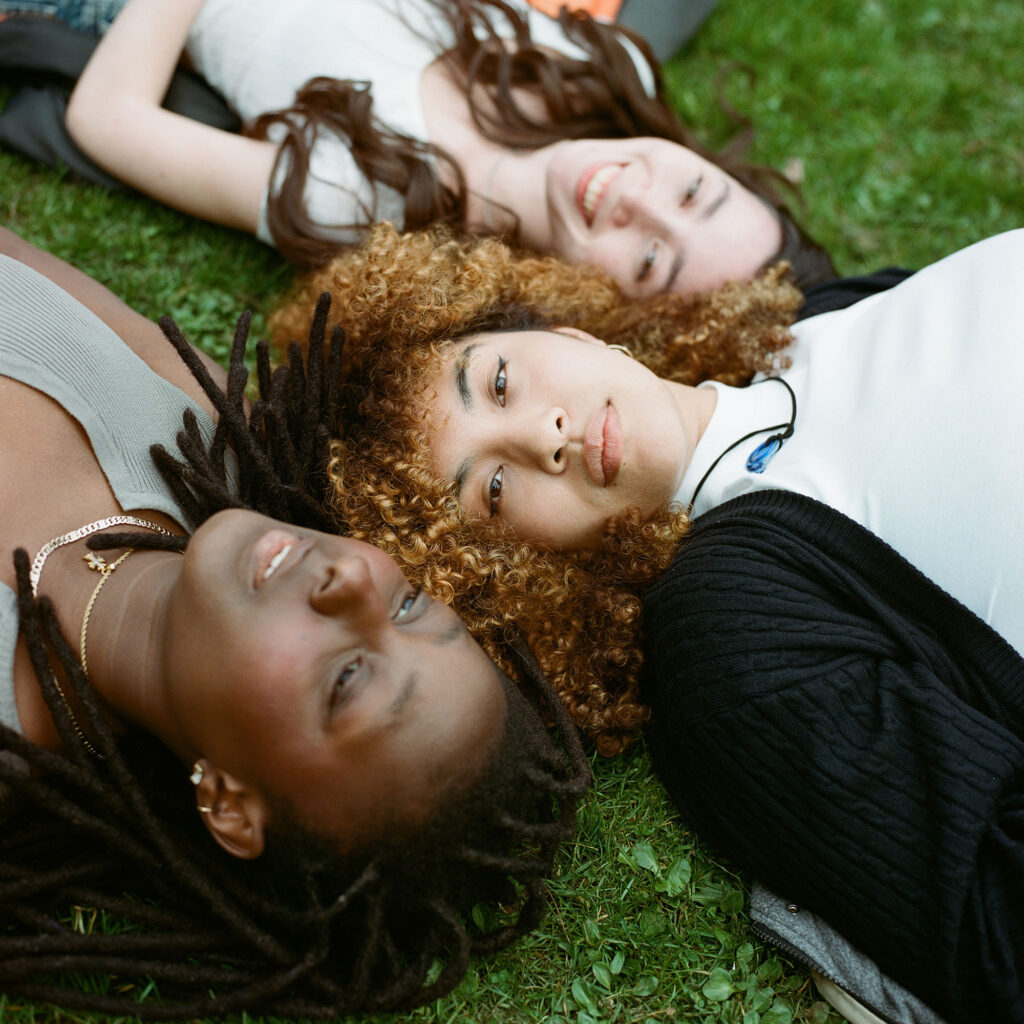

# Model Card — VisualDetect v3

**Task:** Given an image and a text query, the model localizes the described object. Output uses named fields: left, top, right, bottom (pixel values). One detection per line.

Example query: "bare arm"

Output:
left=0, top=228, right=225, bottom=416
left=66, top=0, right=275, bottom=235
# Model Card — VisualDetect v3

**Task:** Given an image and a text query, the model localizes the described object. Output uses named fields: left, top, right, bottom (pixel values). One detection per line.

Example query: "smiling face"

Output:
left=161, top=510, right=507, bottom=852
left=423, top=328, right=693, bottom=548
left=516, top=137, right=782, bottom=298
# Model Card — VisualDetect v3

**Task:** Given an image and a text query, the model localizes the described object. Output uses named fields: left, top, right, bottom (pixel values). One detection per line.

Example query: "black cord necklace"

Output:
left=686, top=376, right=798, bottom=514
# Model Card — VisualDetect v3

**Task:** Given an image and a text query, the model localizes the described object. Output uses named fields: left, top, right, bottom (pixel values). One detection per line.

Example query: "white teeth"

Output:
left=263, top=542, right=294, bottom=581
left=582, top=164, right=622, bottom=225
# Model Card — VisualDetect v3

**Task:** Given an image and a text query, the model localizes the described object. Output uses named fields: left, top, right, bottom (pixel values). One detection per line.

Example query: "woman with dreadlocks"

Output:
left=268, top=223, right=1024, bottom=1024
left=0, top=227, right=590, bottom=1018
left=8, top=0, right=835, bottom=297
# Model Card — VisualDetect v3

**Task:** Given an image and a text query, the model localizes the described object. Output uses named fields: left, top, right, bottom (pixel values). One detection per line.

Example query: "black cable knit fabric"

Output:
left=796, top=267, right=915, bottom=320
left=640, top=489, right=1024, bottom=1024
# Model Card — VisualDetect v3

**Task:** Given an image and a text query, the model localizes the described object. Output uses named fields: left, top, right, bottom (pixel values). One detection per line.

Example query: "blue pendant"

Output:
left=746, top=437, right=782, bottom=474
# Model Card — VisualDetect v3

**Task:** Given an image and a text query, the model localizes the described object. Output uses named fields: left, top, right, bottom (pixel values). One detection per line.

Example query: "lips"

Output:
left=583, top=403, right=623, bottom=486
left=576, top=162, right=624, bottom=227
left=252, top=529, right=308, bottom=589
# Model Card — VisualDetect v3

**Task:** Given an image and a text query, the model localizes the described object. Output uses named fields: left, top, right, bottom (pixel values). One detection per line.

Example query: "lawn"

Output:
left=1, top=1, right=1021, bottom=1021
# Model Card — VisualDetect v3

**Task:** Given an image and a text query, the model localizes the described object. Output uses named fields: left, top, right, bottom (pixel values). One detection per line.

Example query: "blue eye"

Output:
left=684, top=175, right=702, bottom=203
left=494, top=358, right=507, bottom=405
left=488, top=466, right=504, bottom=517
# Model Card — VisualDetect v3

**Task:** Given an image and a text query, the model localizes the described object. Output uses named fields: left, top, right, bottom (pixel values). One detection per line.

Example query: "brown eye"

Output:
left=494, top=358, right=507, bottom=405
left=488, top=466, right=504, bottom=517
left=683, top=175, right=702, bottom=203
left=637, top=245, right=657, bottom=282
left=330, top=660, right=360, bottom=713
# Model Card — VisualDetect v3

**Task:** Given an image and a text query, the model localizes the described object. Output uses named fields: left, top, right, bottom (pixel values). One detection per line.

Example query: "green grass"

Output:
left=1, top=0, right=1021, bottom=1021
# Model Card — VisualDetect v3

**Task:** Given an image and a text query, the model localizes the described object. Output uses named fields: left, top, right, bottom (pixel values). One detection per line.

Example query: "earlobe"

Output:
left=193, top=762, right=269, bottom=860
left=552, top=326, right=606, bottom=347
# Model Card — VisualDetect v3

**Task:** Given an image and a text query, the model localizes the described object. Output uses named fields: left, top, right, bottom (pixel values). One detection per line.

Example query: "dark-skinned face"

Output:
left=162, top=510, right=507, bottom=850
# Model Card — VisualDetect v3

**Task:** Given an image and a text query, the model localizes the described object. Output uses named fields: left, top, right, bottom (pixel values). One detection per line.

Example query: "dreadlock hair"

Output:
left=1, top=296, right=590, bottom=1017
left=248, top=0, right=834, bottom=286
left=268, top=223, right=802, bottom=754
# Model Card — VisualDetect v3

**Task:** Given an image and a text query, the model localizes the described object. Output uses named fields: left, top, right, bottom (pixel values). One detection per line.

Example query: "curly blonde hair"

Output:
left=271, top=225, right=801, bottom=754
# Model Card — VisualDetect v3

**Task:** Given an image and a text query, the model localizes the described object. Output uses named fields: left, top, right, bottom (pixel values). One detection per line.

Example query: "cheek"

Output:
left=509, top=485, right=608, bottom=549
left=724, top=199, right=781, bottom=267
left=355, top=544, right=405, bottom=588
left=580, top=237, right=642, bottom=296
left=396, top=650, right=508, bottom=804
left=575, top=236, right=630, bottom=279
left=219, top=622, right=320, bottom=714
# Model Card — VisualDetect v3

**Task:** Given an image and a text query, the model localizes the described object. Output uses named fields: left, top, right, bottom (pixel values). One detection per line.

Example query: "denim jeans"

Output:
left=0, top=0, right=127, bottom=33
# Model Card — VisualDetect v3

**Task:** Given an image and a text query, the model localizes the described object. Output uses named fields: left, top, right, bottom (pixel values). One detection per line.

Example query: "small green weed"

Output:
left=1, top=1, right=1021, bottom=1019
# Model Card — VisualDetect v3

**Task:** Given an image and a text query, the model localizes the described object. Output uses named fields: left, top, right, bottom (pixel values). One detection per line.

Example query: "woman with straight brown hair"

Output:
left=26, top=0, right=836, bottom=296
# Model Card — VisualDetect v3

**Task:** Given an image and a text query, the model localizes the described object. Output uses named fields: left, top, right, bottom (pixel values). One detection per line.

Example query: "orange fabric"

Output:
left=525, top=0, right=623, bottom=22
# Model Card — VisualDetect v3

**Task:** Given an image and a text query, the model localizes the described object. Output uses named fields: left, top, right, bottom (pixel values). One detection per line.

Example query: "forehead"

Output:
left=305, top=630, right=510, bottom=848
left=423, top=328, right=539, bottom=439
left=437, top=327, right=565, bottom=375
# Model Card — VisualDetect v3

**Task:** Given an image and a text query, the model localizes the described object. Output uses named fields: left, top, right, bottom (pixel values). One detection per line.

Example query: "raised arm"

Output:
left=65, top=0, right=274, bottom=234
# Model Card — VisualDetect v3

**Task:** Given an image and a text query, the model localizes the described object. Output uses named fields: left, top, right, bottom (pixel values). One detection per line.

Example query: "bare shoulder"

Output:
left=0, top=229, right=224, bottom=416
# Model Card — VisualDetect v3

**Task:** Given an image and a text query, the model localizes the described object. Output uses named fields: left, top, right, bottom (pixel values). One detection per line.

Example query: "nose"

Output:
left=510, top=406, right=568, bottom=474
left=611, top=186, right=664, bottom=232
left=310, top=553, right=389, bottom=623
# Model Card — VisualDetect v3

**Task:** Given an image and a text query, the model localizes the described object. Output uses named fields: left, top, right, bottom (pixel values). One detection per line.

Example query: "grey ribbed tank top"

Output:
left=0, top=255, right=222, bottom=734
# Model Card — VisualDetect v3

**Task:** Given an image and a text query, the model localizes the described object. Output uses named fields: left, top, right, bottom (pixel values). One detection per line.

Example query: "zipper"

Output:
left=749, top=914, right=900, bottom=1024
left=750, top=913, right=830, bottom=975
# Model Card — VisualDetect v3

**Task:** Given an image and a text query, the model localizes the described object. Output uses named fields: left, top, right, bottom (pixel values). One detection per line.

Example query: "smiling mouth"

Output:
left=577, top=163, right=625, bottom=227
left=253, top=530, right=308, bottom=588
left=263, top=543, right=293, bottom=580
left=584, top=403, right=623, bottom=486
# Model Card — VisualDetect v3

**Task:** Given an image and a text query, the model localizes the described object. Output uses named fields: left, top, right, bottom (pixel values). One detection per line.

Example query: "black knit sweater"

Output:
left=640, top=490, right=1024, bottom=1024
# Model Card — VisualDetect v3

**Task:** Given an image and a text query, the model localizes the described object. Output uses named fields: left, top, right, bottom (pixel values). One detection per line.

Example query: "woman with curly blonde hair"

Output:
left=271, top=222, right=801, bottom=754
left=272, top=223, right=1024, bottom=1024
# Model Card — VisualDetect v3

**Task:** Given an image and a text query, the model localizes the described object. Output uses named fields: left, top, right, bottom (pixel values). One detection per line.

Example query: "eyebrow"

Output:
left=454, top=342, right=479, bottom=412
left=453, top=455, right=474, bottom=499
left=419, top=597, right=465, bottom=648
left=704, top=182, right=729, bottom=220
left=389, top=670, right=416, bottom=723
left=434, top=621, right=464, bottom=646
left=663, top=247, right=685, bottom=294
left=450, top=343, right=481, bottom=497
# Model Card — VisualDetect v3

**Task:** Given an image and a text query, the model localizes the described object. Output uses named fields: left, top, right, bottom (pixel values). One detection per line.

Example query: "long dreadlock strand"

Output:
left=4, top=293, right=590, bottom=1018
left=17, top=569, right=308, bottom=968
left=89, top=531, right=188, bottom=554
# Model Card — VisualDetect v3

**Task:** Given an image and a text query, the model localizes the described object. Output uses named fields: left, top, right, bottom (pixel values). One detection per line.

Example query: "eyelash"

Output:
left=394, top=585, right=424, bottom=620
left=484, top=356, right=508, bottom=516
left=329, top=659, right=361, bottom=714
left=494, top=357, right=507, bottom=405
left=637, top=177, right=700, bottom=284
left=329, top=585, right=425, bottom=714
left=637, top=245, right=657, bottom=282
left=487, top=466, right=504, bottom=517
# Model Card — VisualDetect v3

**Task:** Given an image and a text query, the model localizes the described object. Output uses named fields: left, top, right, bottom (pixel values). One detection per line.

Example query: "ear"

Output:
left=551, top=326, right=606, bottom=347
left=193, top=761, right=270, bottom=860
